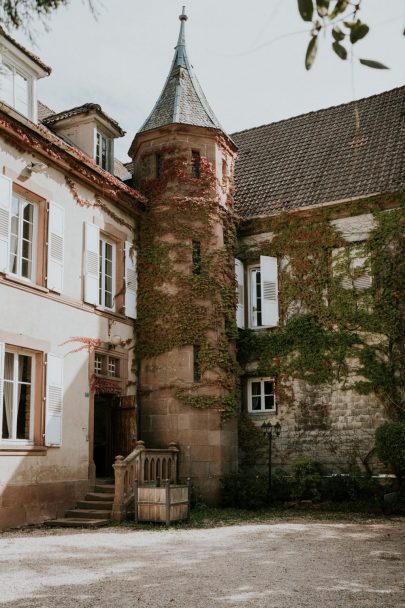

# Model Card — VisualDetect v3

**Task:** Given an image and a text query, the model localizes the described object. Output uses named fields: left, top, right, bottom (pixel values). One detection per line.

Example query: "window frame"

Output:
left=1, top=347, right=35, bottom=445
left=9, top=192, right=38, bottom=284
left=248, top=264, right=262, bottom=328
left=247, top=377, right=276, bottom=414
left=191, top=150, right=201, bottom=179
left=0, top=58, right=34, bottom=120
left=98, top=235, right=116, bottom=311
left=95, top=131, right=111, bottom=171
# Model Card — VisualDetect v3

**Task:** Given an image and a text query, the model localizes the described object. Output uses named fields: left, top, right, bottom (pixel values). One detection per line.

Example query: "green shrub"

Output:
left=271, top=469, right=292, bottom=502
left=321, top=470, right=381, bottom=503
left=221, top=470, right=268, bottom=509
left=290, top=456, right=322, bottom=501
left=375, top=422, right=405, bottom=482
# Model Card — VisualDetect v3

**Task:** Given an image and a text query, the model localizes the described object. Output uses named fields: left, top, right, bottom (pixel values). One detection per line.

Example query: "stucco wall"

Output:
left=0, top=137, right=137, bottom=528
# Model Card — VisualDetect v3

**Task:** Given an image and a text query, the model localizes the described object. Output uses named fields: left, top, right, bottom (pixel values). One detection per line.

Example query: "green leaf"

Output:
left=359, top=58, right=389, bottom=69
left=298, top=0, right=314, bottom=22
left=332, top=40, right=348, bottom=60
left=316, top=0, right=330, bottom=17
left=330, top=0, right=348, bottom=19
left=350, top=21, right=370, bottom=44
left=343, top=21, right=356, bottom=29
left=332, top=26, right=345, bottom=42
left=305, top=35, right=318, bottom=70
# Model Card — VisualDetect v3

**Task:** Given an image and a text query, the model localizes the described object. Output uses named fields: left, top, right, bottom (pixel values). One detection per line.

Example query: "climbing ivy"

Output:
left=135, top=143, right=239, bottom=420
left=237, top=196, right=405, bottom=420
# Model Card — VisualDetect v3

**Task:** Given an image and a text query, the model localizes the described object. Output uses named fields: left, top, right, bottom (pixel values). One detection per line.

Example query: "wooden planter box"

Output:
left=134, top=481, right=190, bottom=525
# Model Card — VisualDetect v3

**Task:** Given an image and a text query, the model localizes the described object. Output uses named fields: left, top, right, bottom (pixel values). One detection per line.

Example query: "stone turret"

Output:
left=130, top=8, right=238, bottom=503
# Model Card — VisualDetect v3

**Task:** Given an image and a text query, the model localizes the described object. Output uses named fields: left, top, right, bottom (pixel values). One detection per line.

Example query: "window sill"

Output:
left=248, top=410, right=277, bottom=416
left=2, top=273, right=49, bottom=293
left=0, top=445, right=47, bottom=456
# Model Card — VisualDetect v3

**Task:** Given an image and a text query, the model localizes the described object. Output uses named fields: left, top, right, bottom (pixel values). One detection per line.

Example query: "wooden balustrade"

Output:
left=112, top=440, right=179, bottom=521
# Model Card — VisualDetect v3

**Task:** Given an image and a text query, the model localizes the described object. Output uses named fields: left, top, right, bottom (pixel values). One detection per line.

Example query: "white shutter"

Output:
left=235, top=258, right=245, bottom=329
left=0, top=342, right=4, bottom=440
left=260, top=255, right=279, bottom=327
left=45, top=354, right=63, bottom=447
left=124, top=241, right=137, bottom=319
left=83, top=222, right=100, bottom=305
left=47, top=202, right=65, bottom=293
left=0, top=175, right=12, bottom=273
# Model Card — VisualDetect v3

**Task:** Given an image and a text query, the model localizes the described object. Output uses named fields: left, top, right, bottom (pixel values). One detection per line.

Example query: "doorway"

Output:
left=93, top=394, right=114, bottom=478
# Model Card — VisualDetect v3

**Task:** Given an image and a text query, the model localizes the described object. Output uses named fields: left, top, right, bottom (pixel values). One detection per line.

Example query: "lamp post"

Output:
left=261, top=421, right=282, bottom=505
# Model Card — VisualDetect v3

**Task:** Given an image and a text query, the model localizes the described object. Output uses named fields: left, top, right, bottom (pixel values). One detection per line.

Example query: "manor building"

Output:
left=0, top=12, right=403, bottom=528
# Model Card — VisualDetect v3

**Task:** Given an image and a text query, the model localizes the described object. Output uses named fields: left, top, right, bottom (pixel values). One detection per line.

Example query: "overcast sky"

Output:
left=17, top=0, right=405, bottom=162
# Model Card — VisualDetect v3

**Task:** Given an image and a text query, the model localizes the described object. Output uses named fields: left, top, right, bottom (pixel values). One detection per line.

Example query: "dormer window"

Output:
left=1, top=62, right=29, bottom=116
left=96, top=131, right=111, bottom=171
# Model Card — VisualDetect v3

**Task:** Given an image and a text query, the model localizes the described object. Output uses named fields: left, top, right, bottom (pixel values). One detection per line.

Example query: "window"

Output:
left=155, top=153, right=164, bottom=178
left=247, top=378, right=276, bottom=413
left=246, top=256, right=279, bottom=329
left=95, top=131, right=110, bottom=170
left=192, top=240, right=201, bottom=275
left=94, top=354, right=120, bottom=378
left=0, top=62, right=30, bottom=117
left=193, top=345, right=201, bottom=383
left=191, top=150, right=201, bottom=178
left=333, top=246, right=372, bottom=291
left=99, top=236, right=115, bottom=310
left=249, top=266, right=262, bottom=327
left=9, top=193, right=37, bottom=282
left=1, top=350, right=34, bottom=442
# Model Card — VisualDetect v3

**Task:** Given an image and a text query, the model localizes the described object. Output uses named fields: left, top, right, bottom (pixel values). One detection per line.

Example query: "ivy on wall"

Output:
left=237, top=196, right=405, bottom=420
left=135, top=143, right=239, bottom=420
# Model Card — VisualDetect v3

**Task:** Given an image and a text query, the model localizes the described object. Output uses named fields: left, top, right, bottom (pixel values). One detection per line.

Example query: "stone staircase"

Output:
left=45, top=479, right=114, bottom=528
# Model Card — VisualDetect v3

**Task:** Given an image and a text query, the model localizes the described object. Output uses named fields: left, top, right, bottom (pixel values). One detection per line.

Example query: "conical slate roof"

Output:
left=139, top=8, right=224, bottom=134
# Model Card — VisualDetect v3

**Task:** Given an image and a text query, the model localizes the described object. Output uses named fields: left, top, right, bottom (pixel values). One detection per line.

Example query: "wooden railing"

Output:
left=112, top=440, right=179, bottom=521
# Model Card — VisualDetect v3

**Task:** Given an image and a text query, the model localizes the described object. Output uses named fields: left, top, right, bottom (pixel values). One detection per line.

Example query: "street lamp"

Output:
left=261, top=421, right=282, bottom=505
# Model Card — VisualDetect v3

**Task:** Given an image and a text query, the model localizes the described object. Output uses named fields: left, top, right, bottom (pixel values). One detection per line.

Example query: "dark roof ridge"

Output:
left=0, top=26, right=51, bottom=74
left=42, top=102, right=125, bottom=136
left=231, top=85, right=405, bottom=137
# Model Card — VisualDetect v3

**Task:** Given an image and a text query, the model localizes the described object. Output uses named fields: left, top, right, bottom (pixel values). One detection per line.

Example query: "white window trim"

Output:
left=95, top=130, right=112, bottom=172
left=0, top=349, right=35, bottom=444
left=8, top=193, right=37, bottom=284
left=248, top=264, right=261, bottom=329
left=247, top=377, right=276, bottom=414
left=0, top=55, right=35, bottom=120
left=98, top=236, right=116, bottom=311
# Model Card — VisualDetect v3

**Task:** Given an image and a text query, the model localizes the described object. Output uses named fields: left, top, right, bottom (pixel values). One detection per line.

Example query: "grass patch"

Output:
left=114, top=505, right=404, bottom=531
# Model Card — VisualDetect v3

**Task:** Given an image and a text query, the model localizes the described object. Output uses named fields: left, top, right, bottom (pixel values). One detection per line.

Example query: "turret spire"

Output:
left=137, top=8, right=226, bottom=135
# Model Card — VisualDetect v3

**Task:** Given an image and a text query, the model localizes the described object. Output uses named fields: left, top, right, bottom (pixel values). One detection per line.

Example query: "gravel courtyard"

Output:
left=0, top=519, right=404, bottom=608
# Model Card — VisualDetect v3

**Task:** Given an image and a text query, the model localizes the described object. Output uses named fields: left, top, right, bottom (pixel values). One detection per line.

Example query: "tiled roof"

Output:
left=139, top=12, right=223, bottom=134
left=232, top=87, right=405, bottom=219
left=42, top=103, right=125, bottom=136
left=37, top=101, right=55, bottom=121
left=0, top=27, right=51, bottom=74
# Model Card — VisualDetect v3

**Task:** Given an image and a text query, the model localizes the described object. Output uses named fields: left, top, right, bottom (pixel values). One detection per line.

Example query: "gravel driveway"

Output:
left=0, top=519, right=404, bottom=607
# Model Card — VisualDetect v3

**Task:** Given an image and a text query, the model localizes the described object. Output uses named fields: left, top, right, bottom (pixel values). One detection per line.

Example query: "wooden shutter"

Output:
left=45, top=354, right=63, bottom=446
left=47, top=202, right=65, bottom=293
left=260, top=255, right=279, bottom=327
left=352, top=255, right=372, bottom=290
left=83, top=222, right=100, bottom=305
left=235, top=258, right=245, bottom=329
left=124, top=241, right=137, bottom=319
left=0, top=175, right=12, bottom=273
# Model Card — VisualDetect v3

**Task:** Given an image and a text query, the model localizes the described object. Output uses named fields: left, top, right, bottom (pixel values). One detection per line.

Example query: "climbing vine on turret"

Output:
left=135, top=143, right=239, bottom=420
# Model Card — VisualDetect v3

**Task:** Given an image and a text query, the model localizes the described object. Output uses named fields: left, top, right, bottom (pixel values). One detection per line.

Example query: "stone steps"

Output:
left=45, top=517, right=110, bottom=528
left=45, top=479, right=115, bottom=529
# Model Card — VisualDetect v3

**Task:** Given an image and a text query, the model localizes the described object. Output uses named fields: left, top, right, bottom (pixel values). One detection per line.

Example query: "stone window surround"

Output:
left=247, top=376, right=276, bottom=414
left=0, top=340, right=46, bottom=455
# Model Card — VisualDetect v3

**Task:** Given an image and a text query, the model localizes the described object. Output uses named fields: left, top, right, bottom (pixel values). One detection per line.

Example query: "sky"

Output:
left=16, top=0, right=405, bottom=162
